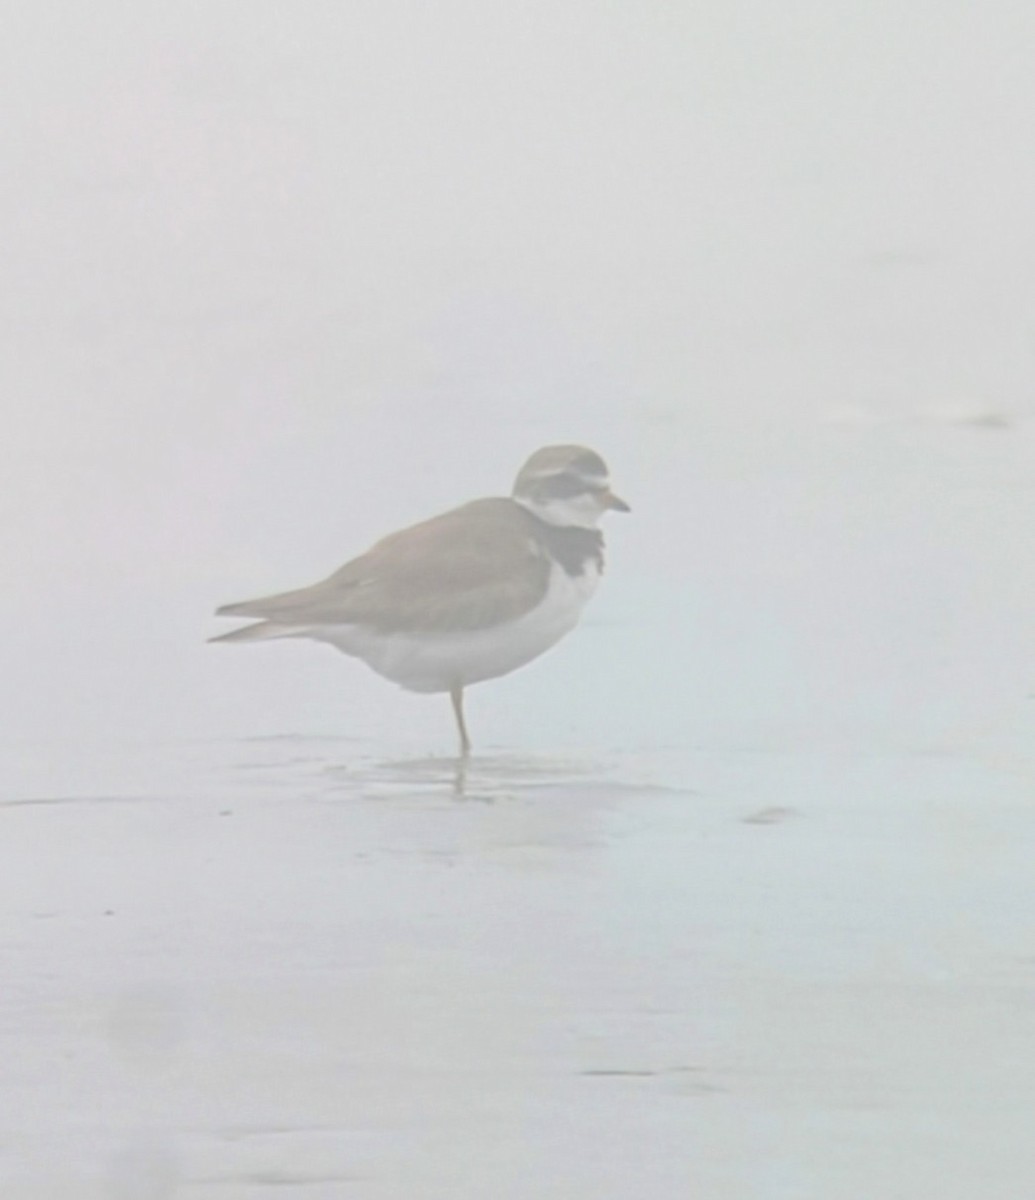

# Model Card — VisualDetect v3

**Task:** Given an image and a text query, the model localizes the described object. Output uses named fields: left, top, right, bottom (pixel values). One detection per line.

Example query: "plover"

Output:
left=211, top=445, right=628, bottom=754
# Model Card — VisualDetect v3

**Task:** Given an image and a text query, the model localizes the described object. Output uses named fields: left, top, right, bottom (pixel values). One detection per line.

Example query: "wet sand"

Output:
left=3, top=737, right=1033, bottom=1198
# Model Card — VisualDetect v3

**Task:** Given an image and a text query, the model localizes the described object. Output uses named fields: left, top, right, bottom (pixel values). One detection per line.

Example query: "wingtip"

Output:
left=215, top=601, right=255, bottom=619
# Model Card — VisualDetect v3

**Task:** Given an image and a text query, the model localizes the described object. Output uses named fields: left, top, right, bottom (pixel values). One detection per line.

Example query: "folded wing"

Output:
left=214, top=499, right=551, bottom=635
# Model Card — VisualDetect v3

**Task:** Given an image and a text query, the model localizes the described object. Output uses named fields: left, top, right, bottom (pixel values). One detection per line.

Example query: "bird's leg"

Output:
left=449, top=684, right=471, bottom=757
left=451, top=753, right=468, bottom=798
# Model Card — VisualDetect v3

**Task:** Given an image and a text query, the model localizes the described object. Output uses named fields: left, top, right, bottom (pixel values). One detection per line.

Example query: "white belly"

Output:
left=306, top=561, right=600, bottom=693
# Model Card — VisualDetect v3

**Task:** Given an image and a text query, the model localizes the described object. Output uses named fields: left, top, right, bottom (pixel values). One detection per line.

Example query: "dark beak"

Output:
left=603, top=490, right=631, bottom=513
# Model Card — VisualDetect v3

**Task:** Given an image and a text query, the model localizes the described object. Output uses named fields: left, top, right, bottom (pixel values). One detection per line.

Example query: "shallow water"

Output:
left=3, top=735, right=1034, bottom=1197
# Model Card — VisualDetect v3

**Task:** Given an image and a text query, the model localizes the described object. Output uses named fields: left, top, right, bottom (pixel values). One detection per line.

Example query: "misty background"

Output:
left=4, top=6, right=1035, bottom=1198
left=2, top=3, right=1033, bottom=758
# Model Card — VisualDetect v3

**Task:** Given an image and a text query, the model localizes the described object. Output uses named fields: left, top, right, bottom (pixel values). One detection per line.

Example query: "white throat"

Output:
left=513, top=493, right=606, bottom=529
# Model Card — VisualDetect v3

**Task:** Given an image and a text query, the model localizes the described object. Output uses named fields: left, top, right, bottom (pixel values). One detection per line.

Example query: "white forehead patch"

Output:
left=579, top=473, right=608, bottom=489
left=521, top=469, right=607, bottom=488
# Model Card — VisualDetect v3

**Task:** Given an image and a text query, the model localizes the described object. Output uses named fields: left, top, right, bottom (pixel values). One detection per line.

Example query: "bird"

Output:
left=211, top=444, right=629, bottom=755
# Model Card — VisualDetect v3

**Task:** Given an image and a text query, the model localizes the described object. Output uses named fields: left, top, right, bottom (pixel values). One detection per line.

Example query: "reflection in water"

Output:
left=230, top=734, right=648, bottom=801
left=360, top=748, right=616, bottom=803
left=218, top=734, right=679, bottom=865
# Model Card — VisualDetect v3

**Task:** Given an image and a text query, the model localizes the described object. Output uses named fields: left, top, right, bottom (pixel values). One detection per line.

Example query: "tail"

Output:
left=208, top=621, right=303, bottom=644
